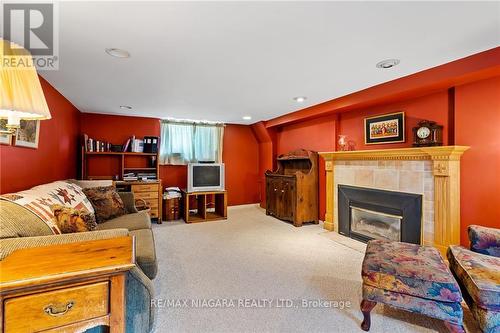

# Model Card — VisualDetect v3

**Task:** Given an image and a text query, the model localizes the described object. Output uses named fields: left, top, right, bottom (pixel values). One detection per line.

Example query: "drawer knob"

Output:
left=44, top=301, right=74, bottom=317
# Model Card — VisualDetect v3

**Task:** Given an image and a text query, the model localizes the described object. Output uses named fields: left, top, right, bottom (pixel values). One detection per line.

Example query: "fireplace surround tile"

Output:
left=354, top=169, right=374, bottom=187
left=373, top=169, right=399, bottom=190
left=399, top=171, right=424, bottom=193
left=384, top=161, right=396, bottom=169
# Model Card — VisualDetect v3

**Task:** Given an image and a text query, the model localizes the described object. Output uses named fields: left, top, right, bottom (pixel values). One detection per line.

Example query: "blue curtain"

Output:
left=159, top=121, right=224, bottom=165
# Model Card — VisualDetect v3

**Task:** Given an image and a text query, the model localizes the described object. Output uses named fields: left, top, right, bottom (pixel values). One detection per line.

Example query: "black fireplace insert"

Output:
left=338, top=185, right=422, bottom=244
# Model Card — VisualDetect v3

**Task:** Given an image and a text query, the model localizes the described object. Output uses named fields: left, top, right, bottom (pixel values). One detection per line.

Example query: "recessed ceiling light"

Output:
left=105, top=48, right=130, bottom=58
left=242, top=116, right=252, bottom=120
left=293, top=96, right=307, bottom=103
left=376, top=59, right=400, bottom=69
left=120, top=105, right=132, bottom=110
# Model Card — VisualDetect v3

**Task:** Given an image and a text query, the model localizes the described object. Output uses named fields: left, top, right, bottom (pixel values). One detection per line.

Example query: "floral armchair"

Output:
left=447, top=225, right=500, bottom=333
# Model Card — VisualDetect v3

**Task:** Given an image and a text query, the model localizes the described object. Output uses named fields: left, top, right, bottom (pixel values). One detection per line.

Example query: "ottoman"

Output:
left=361, top=240, right=464, bottom=332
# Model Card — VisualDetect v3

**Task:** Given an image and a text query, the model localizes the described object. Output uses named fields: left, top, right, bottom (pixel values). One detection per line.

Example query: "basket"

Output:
left=135, top=198, right=151, bottom=215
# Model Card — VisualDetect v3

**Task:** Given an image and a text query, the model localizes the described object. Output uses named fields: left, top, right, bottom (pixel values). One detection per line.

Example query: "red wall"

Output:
left=251, top=122, right=277, bottom=207
left=0, top=77, right=81, bottom=194
left=455, top=76, right=500, bottom=242
left=80, top=113, right=260, bottom=206
left=338, top=91, right=450, bottom=150
left=223, top=125, right=260, bottom=205
left=276, top=114, right=339, bottom=218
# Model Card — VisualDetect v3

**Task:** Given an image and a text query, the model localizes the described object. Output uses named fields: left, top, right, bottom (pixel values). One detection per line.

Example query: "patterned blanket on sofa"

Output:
left=1, top=181, right=95, bottom=234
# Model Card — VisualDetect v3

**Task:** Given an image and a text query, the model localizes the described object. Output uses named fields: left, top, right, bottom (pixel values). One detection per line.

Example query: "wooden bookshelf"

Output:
left=80, top=148, right=160, bottom=181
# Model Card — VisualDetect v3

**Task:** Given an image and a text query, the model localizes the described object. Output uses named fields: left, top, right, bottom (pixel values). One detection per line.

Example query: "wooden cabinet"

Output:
left=0, top=237, right=134, bottom=333
left=265, top=149, right=318, bottom=227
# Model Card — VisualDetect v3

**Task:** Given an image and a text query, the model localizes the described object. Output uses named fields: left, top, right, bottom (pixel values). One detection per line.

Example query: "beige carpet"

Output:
left=151, top=205, right=478, bottom=333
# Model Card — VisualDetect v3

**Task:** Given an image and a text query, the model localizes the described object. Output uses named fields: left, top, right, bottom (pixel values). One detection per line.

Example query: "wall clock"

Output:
left=412, top=120, right=443, bottom=147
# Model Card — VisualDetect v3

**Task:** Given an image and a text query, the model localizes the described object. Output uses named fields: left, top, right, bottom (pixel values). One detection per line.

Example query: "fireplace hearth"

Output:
left=338, top=185, right=422, bottom=244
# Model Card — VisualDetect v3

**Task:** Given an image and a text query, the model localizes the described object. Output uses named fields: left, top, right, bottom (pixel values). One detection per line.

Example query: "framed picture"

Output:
left=0, top=119, right=12, bottom=145
left=364, top=112, right=405, bottom=145
left=15, top=120, right=40, bottom=148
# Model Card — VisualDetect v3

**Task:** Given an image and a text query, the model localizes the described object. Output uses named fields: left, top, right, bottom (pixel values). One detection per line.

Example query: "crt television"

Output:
left=187, top=163, right=225, bottom=192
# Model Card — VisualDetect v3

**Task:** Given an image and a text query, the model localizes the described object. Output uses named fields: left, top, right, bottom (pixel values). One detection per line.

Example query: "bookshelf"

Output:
left=80, top=149, right=160, bottom=181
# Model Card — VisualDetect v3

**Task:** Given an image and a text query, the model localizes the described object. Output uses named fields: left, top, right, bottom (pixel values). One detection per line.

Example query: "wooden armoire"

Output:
left=265, top=149, right=319, bottom=227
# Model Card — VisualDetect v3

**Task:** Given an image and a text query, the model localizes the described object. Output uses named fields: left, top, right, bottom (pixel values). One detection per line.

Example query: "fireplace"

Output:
left=338, top=185, right=422, bottom=244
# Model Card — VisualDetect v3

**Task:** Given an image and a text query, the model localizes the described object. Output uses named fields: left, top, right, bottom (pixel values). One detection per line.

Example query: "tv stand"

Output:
left=182, top=190, right=227, bottom=223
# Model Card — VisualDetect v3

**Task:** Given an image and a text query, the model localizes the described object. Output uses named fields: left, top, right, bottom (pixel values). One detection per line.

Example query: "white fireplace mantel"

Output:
left=319, top=146, right=469, bottom=256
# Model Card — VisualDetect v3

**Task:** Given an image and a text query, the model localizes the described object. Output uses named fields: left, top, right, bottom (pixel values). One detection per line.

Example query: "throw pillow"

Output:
left=51, top=204, right=97, bottom=233
left=83, top=186, right=127, bottom=223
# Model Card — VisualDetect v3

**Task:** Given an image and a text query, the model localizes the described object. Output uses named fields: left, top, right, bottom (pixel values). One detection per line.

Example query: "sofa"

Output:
left=0, top=180, right=158, bottom=333
left=447, top=225, right=500, bottom=333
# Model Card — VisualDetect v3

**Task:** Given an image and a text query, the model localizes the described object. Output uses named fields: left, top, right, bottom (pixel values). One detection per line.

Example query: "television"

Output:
left=187, top=163, right=225, bottom=192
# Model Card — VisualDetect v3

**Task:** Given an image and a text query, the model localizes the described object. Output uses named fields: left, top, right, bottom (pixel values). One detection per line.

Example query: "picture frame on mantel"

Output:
left=364, top=111, right=405, bottom=145
left=15, top=120, right=40, bottom=149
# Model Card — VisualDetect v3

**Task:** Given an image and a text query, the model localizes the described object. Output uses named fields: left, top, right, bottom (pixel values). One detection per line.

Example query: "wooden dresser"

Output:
left=265, top=149, right=319, bottom=227
left=116, top=180, right=163, bottom=223
left=0, top=237, right=134, bottom=333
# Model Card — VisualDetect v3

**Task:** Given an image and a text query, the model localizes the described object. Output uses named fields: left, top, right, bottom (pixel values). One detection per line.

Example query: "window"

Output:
left=159, top=120, right=224, bottom=165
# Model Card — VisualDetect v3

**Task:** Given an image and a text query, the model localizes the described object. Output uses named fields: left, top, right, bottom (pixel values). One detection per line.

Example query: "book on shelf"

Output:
left=123, top=138, right=131, bottom=152
left=127, top=135, right=135, bottom=152
left=82, top=133, right=114, bottom=153
left=87, top=138, right=93, bottom=152
left=82, top=133, right=155, bottom=154
left=132, top=139, right=144, bottom=153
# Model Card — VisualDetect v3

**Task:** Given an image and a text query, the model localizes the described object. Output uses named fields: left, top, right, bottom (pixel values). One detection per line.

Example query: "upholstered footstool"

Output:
left=361, top=240, right=464, bottom=332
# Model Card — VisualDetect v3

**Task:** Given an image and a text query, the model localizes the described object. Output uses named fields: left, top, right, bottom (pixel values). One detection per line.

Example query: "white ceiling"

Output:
left=35, top=1, right=500, bottom=124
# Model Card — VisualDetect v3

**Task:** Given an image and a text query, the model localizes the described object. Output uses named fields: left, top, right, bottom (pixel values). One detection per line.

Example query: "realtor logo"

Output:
left=2, top=2, right=59, bottom=70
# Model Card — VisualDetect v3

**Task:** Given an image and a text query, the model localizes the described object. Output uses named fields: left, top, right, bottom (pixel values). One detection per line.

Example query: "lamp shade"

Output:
left=0, top=39, right=51, bottom=126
